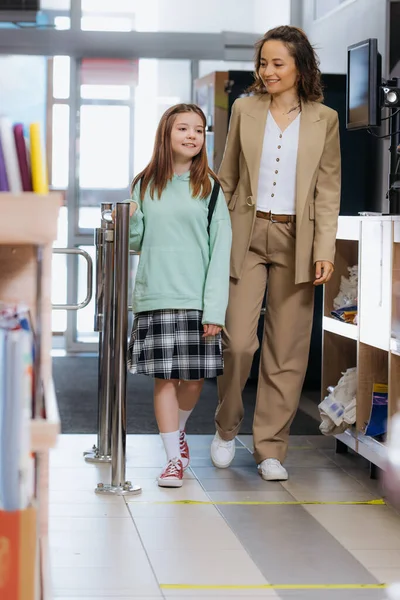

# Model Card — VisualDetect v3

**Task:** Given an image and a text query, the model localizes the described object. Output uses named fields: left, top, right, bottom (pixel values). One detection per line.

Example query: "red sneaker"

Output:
left=179, top=430, right=190, bottom=470
left=158, top=458, right=183, bottom=488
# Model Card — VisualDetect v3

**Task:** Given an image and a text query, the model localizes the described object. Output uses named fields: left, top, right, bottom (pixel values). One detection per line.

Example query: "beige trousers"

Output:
left=216, top=216, right=315, bottom=464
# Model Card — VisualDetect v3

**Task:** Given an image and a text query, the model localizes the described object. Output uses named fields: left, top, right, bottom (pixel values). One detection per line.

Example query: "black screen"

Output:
left=348, top=42, right=370, bottom=126
left=347, top=38, right=381, bottom=130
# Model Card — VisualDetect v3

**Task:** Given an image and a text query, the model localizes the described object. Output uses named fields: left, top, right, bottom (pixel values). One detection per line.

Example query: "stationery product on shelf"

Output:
left=331, top=304, right=358, bottom=324
left=0, top=136, right=9, bottom=191
left=29, top=123, right=48, bottom=194
left=0, top=117, right=47, bottom=195
left=364, top=383, right=389, bottom=438
left=318, top=367, right=357, bottom=435
left=0, top=304, right=34, bottom=512
left=332, top=265, right=358, bottom=323
left=13, top=124, right=32, bottom=192
left=0, top=118, right=22, bottom=193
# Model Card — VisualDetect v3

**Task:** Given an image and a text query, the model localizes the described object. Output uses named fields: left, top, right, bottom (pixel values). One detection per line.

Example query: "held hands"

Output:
left=313, top=261, right=334, bottom=286
left=111, top=201, right=138, bottom=222
left=203, top=324, right=222, bottom=338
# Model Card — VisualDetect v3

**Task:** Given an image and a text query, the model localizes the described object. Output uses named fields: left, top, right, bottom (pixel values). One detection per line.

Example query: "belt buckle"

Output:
left=269, top=211, right=278, bottom=223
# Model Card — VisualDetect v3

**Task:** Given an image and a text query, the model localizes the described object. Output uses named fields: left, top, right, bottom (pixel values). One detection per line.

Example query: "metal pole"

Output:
left=96, top=202, right=141, bottom=496
left=84, top=203, right=114, bottom=463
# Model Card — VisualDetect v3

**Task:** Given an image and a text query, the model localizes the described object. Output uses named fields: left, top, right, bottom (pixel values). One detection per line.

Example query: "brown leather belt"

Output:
left=256, top=210, right=296, bottom=223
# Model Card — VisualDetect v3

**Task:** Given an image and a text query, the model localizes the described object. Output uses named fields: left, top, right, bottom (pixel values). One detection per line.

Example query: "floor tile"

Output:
left=134, top=515, right=241, bottom=550
left=191, top=465, right=260, bottom=480
left=196, top=477, right=280, bottom=492
left=49, top=516, right=137, bottom=536
left=213, top=504, right=378, bottom=585
left=369, top=569, right=400, bottom=584
left=207, top=490, right=295, bottom=503
left=49, top=489, right=123, bottom=504
left=124, top=478, right=211, bottom=503
left=50, top=536, right=146, bottom=568
left=52, top=562, right=160, bottom=596
left=348, top=549, right=400, bottom=569
left=276, top=591, right=385, bottom=600
left=49, top=501, right=131, bottom=518
left=126, top=500, right=220, bottom=519
left=147, top=547, right=268, bottom=586
left=304, top=505, right=400, bottom=550
left=305, top=435, right=336, bottom=449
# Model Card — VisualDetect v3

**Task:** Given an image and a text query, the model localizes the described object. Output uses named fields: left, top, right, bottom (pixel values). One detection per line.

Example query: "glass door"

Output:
left=65, top=57, right=191, bottom=352
left=67, top=58, right=136, bottom=352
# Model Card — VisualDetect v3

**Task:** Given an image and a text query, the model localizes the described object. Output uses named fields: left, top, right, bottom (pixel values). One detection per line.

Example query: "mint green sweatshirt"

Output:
left=129, top=172, right=232, bottom=326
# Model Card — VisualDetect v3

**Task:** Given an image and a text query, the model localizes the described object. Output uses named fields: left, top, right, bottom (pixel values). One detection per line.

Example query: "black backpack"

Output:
left=207, top=181, right=220, bottom=235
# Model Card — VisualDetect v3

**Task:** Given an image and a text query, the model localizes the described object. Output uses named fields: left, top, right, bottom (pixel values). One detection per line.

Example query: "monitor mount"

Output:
left=380, top=77, right=400, bottom=214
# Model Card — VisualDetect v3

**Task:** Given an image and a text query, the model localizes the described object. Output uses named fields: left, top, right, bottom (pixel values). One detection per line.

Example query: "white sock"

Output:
left=179, top=408, right=193, bottom=432
left=160, top=430, right=180, bottom=462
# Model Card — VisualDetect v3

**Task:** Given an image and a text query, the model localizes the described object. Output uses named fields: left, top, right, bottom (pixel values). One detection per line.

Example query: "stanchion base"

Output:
left=83, top=445, right=112, bottom=463
left=85, top=452, right=112, bottom=464
left=95, top=481, right=142, bottom=496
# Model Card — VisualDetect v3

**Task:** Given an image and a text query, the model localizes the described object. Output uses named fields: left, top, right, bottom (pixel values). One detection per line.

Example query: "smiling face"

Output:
left=258, top=39, right=299, bottom=97
left=170, top=111, right=205, bottom=162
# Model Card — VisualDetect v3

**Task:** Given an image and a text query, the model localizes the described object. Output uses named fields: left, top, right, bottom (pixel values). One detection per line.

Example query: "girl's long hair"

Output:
left=131, top=103, right=218, bottom=201
left=248, top=25, right=323, bottom=102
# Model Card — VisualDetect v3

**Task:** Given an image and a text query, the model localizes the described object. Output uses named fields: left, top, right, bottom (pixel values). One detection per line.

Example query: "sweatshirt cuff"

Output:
left=202, top=312, right=225, bottom=328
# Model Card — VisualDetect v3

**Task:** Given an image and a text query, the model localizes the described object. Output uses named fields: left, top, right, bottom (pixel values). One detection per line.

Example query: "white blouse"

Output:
left=256, top=111, right=300, bottom=215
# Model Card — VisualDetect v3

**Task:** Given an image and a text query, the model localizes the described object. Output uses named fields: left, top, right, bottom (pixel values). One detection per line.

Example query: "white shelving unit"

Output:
left=322, top=215, right=400, bottom=470
left=0, top=193, right=62, bottom=599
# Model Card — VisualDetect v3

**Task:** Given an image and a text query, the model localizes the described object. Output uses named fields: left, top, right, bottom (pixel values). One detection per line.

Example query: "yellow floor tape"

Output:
left=137, top=499, right=385, bottom=506
left=160, top=583, right=387, bottom=590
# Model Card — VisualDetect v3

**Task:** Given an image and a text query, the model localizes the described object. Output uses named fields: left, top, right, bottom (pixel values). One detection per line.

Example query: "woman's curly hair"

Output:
left=248, top=25, right=323, bottom=103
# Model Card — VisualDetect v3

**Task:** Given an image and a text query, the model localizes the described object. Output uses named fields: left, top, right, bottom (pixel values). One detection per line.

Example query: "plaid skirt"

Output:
left=127, top=309, right=223, bottom=380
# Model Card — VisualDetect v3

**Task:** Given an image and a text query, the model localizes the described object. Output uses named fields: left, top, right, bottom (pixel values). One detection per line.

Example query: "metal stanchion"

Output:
left=84, top=203, right=114, bottom=464
left=96, top=202, right=141, bottom=496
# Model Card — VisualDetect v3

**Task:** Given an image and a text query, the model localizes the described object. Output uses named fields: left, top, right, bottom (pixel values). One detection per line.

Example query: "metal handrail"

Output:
left=52, top=248, right=93, bottom=310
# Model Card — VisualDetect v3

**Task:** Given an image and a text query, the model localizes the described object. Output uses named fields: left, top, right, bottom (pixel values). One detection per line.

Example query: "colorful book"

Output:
left=0, top=135, right=9, bottom=191
left=13, top=124, right=33, bottom=192
left=0, top=117, right=22, bottom=193
left=29, top=122, right=48, bottom=194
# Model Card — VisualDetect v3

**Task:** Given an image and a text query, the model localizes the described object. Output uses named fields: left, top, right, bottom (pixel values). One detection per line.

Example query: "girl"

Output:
left=127, top=103, right=232, bottom=488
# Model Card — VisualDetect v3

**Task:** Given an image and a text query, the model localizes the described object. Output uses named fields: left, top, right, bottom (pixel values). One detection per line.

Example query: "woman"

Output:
left=210, top=26, right=341, bottom=481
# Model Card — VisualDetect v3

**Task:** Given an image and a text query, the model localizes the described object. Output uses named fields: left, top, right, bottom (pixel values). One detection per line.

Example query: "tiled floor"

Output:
left=49, top=433, right=400, bottom=599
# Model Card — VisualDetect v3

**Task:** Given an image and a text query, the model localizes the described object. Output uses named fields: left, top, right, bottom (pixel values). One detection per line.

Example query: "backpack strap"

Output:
left=207, top=181, right=220, bottom=235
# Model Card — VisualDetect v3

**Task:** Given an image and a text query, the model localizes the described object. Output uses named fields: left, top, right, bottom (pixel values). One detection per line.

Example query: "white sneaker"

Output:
left=258, top=458, right=288, bottom=481
left=210, top=432, right=236, bottom=468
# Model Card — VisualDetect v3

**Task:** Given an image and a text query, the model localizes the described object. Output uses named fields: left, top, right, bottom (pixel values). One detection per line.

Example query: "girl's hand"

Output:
left=203, top=324, right=222, bottom=337
left=314, top=261, right=334, bottom=286
left=111, top=202, right=138, bottom=222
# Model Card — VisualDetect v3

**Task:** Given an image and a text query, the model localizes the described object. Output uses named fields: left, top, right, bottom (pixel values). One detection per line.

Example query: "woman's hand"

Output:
left=111, top=201, right=137, bottom=222
left=203, top=324, right=222, bottom=337
left=313, top=261, right=334, bottom=286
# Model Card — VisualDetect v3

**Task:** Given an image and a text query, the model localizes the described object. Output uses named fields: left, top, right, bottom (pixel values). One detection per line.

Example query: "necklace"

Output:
left=285, top=103, right=301, bottom=115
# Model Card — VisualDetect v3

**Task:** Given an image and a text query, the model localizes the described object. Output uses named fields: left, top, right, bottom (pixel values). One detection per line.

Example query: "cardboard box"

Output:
left=0, top=506, right=37, bottom=600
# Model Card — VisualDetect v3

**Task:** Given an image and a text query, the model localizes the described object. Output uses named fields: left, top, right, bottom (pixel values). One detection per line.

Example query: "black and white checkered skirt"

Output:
left=127, top=309, right=223, bottom=380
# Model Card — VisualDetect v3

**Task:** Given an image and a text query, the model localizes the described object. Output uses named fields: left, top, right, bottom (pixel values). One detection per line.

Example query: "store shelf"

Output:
left=0, top=193, right=61, bottom=244
left=323, top=316, right=358, bottom=340
left=391, top=337, right=400, bottom=356
left=30, top=379, right=60, bottom=452
left=336, top=216, right=361, bottom=241
left=41, top=535, right=52, bottom=600
left=335, top=428, right=387, bottom=469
